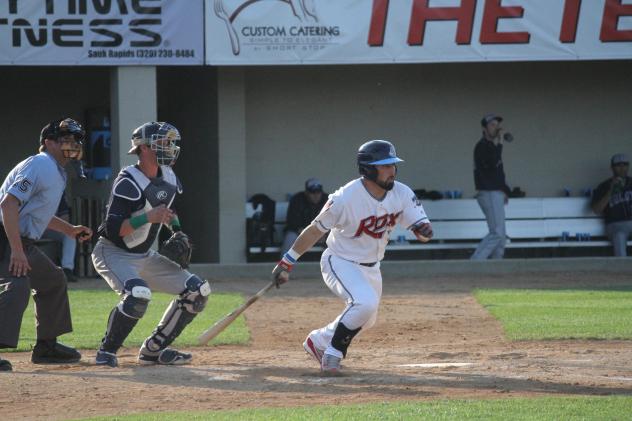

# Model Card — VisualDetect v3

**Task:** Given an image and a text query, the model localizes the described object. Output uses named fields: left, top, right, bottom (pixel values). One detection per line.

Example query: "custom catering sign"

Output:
left=205, top=0, right=632, bottom=65
left=0, top=0, right=203, bottom=65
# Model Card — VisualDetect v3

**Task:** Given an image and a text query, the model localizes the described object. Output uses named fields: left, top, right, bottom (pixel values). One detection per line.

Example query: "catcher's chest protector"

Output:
left=122, top=165, right=180, bottom=250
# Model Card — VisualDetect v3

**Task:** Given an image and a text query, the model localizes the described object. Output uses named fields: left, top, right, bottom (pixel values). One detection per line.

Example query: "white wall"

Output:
left=244, top=61, right=632, bottom=201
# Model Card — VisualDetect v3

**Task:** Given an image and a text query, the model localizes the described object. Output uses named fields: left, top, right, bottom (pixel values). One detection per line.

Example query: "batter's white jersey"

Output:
left=313, top=178, right=429, bottom=263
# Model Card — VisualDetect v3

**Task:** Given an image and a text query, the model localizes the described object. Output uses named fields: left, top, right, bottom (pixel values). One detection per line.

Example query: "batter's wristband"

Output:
left=286, top=248, right=301, bottom=261
left=171, top=217, right=181, bottom=231
left=129, top=213, right=148, bottom=229
left=280, top=254, right=296, bottom=271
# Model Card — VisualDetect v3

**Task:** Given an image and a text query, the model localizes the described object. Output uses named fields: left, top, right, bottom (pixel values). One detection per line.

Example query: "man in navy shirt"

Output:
left=0, top=118, right=92, bottom=372
left=471, top=113, right=511, bottom=260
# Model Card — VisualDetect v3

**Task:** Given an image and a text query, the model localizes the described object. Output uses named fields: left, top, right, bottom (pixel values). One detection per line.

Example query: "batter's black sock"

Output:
left=331, top=322, right=361, bottom=358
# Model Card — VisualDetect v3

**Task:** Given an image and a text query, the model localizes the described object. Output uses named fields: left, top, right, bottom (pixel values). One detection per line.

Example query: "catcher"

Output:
left=91, top=122, right=210, bottom=368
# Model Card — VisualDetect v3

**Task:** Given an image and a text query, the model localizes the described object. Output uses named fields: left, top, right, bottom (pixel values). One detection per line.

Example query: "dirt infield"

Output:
left=2, top=271, right=632, bottom=420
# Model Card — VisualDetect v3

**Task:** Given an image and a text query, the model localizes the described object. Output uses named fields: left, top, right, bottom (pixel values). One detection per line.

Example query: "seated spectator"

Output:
left=42, top=192, right=78, bottom=282
left=281, top=178, right=328, bottom=256
left=591, top=153, right=632, bottom=257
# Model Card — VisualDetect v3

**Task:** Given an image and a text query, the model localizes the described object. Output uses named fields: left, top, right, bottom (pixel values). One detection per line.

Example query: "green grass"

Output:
left=10, top=289, right=249, bottom=352
left=474, top=288, right=632, bottom=340
left=77, top=396, right=632, bottom=420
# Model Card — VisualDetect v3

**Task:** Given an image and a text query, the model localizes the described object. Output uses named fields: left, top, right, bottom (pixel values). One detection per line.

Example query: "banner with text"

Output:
left=0, top=1, right=203, bottom=65
left=205, top=0, right=632, bottom=65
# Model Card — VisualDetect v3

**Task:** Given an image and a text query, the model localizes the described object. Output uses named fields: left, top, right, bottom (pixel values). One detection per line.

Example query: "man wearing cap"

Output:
left=591, top=153, right=632, bottom=257
left=0, top=118, right=93, bottom=372
left=280, top=178, right=328, bottom=256
left=471, top=113, right=512, bottom=260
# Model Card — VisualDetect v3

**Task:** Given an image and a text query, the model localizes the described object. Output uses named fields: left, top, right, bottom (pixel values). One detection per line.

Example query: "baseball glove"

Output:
left=159, top=231, right=192, bottom=268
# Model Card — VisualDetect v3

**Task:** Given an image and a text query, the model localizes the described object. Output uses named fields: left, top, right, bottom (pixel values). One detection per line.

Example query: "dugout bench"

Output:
left=246, top=197, right=630, bottom=260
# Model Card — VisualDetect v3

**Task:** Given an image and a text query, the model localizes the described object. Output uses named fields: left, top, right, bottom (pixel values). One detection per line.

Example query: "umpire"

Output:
left=0, top=118, right=92, bottom=372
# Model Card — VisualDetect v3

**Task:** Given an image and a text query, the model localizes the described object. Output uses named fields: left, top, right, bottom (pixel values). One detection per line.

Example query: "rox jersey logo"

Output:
left=354, top=212, right=402, bottom=239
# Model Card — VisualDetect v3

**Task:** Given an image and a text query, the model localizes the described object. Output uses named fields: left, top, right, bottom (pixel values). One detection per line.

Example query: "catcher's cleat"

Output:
left=321, top=352, right=342, bottom=375
left=31, top=340, right=81, bottom=364
left=95, top=350, right=118, bottom=368
left=138, top=348, right=192, bottom=366
left=303, top=334, right=324, bottom=366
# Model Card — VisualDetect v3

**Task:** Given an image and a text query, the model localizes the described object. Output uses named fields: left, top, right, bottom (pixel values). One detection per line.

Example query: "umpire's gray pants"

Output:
left=606, top=220, right=632, bottom=257
left=471, top=190, right=507, bottom=260
left=91, top=238, right=192, bottom=296
left=0, top=240, right=71, bottom=349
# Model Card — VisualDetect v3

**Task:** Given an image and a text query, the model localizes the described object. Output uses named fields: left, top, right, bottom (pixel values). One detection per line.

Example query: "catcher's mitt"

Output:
left=159, top=231, right=192, bottom=268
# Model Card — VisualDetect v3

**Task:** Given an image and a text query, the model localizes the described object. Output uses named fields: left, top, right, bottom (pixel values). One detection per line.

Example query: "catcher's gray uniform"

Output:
left=93, top=161, right=210, bottom=366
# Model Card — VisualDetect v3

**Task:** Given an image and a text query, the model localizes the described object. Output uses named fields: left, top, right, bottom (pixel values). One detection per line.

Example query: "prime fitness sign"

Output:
left=0, top=0, right=203, bottom=65
left=206, top=0, right=632, bottom=65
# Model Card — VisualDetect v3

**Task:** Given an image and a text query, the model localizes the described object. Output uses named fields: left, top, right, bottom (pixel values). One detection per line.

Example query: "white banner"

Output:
left=205, top=0, right=632, bottom=65
left=0, top=0, right=203, bottom=65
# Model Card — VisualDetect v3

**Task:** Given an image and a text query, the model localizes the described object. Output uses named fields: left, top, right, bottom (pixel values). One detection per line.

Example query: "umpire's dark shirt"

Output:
left=285, top=191, right=328, bottom=233
left=473, top=137, right=510, bottom=194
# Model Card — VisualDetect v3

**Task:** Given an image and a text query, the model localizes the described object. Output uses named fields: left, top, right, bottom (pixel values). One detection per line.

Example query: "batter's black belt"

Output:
left=337, top=254, right=378, bottom=267
left=359, top=262, right=377, bottom=267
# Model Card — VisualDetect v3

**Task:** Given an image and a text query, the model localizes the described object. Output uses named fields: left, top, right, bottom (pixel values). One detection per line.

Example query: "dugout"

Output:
left=1, top=60, right=631, bottom=266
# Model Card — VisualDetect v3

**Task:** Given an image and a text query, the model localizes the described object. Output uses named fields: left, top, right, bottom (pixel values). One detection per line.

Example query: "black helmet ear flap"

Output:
left=359, top=163, right=378, bottom=181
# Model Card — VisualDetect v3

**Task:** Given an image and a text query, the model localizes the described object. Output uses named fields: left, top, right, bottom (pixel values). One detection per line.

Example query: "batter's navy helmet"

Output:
left=357, top=140, right=403, bottom=181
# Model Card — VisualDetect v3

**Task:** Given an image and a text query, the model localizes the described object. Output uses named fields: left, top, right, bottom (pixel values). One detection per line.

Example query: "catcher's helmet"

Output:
left=357, top=140, right=403, bottom=181
left=128, top=121, right=181, bottom=166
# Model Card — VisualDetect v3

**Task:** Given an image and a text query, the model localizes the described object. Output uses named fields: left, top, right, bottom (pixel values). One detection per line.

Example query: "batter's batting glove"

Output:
left=411, top=222, right=433, bottom=243
left=271, top=254, right=294, bottom=288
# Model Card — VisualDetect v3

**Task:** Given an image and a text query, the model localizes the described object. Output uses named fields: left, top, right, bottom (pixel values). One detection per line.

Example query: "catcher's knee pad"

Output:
left=179, top=275, right=211, bottom=314
left=331, top=322, right=361, bottom=358
left=118, top=278, right=152, bottom=319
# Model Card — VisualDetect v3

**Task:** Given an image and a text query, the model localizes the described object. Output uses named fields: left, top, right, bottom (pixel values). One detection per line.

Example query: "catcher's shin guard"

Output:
left=140, top=275, right=210, bottom=356
left=100, top=279, right=151, bottom=353
left=330, top=322, right=361, bottom=358
left=100, top=307, right=140, bottom=353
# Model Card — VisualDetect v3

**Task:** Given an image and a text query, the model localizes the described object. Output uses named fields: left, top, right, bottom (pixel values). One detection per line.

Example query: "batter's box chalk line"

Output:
left=397, top=362, right=476, bottom=368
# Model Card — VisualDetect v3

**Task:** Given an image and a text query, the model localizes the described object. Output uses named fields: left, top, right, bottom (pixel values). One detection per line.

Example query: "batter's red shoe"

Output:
left=303, top=334, right=324, bottom=366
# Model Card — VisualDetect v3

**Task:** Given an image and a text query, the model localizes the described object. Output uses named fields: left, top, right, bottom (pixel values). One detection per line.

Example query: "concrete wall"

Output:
left=244, top=61, right=632, bottom=201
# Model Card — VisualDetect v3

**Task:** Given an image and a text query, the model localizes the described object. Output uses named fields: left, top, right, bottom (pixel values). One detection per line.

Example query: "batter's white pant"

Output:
left=308, top=248, right=382, bottom=352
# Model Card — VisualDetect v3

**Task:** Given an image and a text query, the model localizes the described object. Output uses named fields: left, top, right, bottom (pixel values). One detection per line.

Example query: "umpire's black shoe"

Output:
left=0, top=358, right=12, bottom=371
left=31, top=340, right=81, bottom=364
left=63, top=268, right=78, bottom=283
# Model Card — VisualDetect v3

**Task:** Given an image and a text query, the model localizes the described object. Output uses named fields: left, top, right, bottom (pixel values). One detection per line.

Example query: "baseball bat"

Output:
left=198, top=279, right=277, bottom=345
